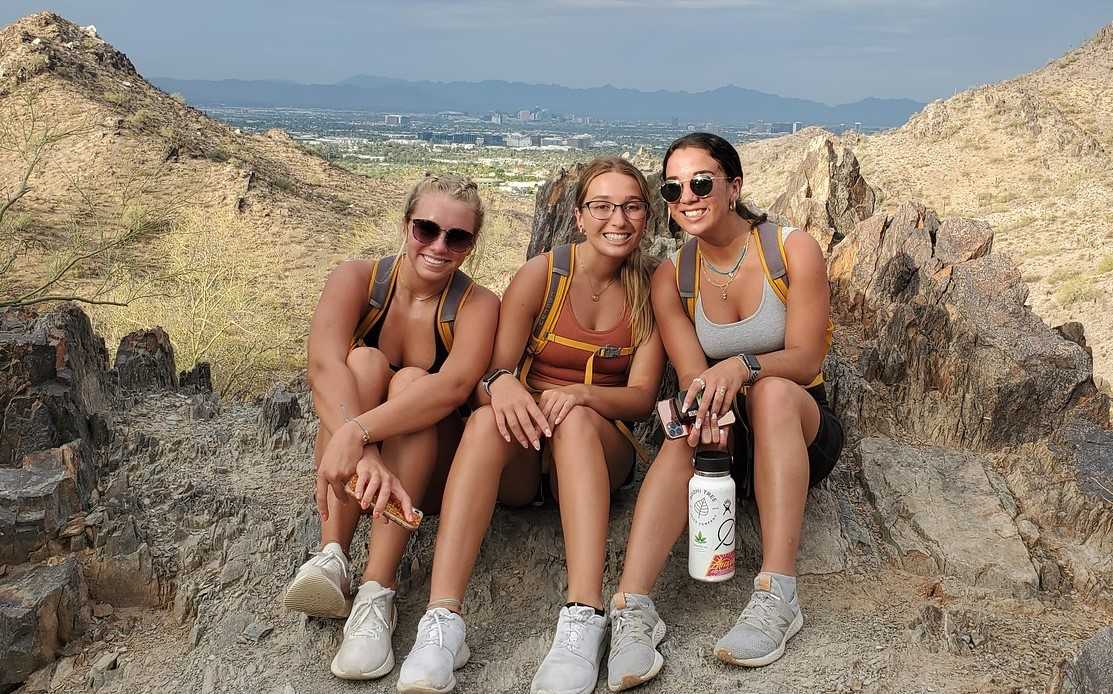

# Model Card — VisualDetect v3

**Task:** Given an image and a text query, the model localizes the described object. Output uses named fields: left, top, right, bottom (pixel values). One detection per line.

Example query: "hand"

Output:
left=538, top=384, right=590, bottom=428
left=348, top=452, right=416, bottom=524
left=315, top=420, right=365, bottom=521
left=490, top=373, right=550, bottom=450
left=689, top=417, right=730, bottom=449
left=683, top=359, right=748, bottom=447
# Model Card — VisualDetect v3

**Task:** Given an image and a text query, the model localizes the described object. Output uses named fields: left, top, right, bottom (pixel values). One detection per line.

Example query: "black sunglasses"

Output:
left=659, top=174, right=730, bottom=203
left=410, top=218, right=476, bottom=254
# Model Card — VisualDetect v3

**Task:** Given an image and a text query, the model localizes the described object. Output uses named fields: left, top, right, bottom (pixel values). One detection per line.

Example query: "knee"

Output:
left=551, top=405, right=602, bottom=442
left=746, top=377, right=804, bottom=430
left=460, top=405, right=500, bottom=444
left=388, top=366, right=429, bottom=398
left=346, top=346, right=390, bottom=377
left=648, top=437, right=694, bottom=475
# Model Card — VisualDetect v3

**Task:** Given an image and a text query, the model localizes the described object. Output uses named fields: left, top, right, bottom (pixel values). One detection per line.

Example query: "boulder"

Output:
left=0, top=555, right=86, bottom=691
left=85, top=514, right=163, bottom=607
left=0, top=441, right=94, bottom=564
left=858, top=437, right=1039, bottom=597
left=770, top=134, right=876, bottom=251
left=1048, top=626, right=1113, bottom=693
left=830, top=202, right=1108, bottom=451
left=114, top=327, right=177, bottom=391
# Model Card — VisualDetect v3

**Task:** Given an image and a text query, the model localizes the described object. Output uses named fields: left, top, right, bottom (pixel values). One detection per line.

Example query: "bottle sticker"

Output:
left=707, top=552, right=735, bottom=577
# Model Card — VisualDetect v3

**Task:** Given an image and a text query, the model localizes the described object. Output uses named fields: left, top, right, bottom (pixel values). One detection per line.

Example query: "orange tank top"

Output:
left=527, top=297, right=634, bottom=388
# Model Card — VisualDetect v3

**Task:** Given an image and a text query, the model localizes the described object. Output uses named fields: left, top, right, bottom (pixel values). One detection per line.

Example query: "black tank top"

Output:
left=359, top=297, right=451, bottom=373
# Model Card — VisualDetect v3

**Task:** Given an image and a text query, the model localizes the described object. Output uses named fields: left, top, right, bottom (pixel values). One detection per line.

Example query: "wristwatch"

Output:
left=481, top=368, right=514, bottom=397
left=738, top=353, right=761, bottom=387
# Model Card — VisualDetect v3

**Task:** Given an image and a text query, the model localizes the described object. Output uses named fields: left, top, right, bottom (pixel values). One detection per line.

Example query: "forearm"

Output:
left=356, top=371, right=472, bottom=443
left=309, top=361, right=366, bottom=435
left=582, top=384, right=657, bottom=422
left=749, top=347, right=824, bottom=386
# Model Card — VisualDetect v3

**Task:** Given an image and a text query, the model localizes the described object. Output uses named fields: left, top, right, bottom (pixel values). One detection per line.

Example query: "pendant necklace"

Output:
left=702, top=243, right=748, bottom=301
left=580, top=263, right=617, bottom=302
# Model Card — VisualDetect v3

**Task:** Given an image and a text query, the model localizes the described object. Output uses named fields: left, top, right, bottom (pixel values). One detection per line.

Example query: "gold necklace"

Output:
left=702, top=270, right=735, bottom=301
left=399, top=279, right=441, bottom=302
left=579, top=263, right=617, bottom=302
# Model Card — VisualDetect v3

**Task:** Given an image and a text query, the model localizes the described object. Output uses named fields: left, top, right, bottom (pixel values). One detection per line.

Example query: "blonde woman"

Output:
left=284, top=174, right=499, bottom=681
left=396, top=157, right=665, bottom=694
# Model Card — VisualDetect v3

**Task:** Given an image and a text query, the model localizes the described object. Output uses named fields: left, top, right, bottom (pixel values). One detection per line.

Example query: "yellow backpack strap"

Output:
left=615, top=421, right=652, bottom=465
left=752, top=223, right=833, bottom=387
left=436, top=269, right=474, bottom=353
left=674, top=238, right=701, bottom=321
left=350, top=255, right=399, bottom=348
left=520, top=244, right=574, bottom=384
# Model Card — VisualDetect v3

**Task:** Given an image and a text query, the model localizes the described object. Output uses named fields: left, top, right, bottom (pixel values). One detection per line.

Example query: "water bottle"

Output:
left=688, top=450, right=736, bottom=582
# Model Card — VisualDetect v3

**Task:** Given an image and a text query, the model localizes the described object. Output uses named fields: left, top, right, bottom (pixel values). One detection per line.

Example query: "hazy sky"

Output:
left=3, top=1, right=1110, bottom=104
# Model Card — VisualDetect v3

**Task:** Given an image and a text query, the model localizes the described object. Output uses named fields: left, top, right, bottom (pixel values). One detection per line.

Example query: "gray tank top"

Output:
left=684, top=226, right=795, bottom=360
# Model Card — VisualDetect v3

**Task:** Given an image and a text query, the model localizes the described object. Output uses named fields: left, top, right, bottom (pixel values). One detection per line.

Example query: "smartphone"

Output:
left=656, top=395, right=736, bottom=440
left=345, top=474, right=424, bottom=530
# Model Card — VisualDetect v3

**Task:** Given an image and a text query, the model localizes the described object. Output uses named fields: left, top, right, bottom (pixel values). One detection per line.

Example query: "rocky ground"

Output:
left=5, top=149, right=1113, bottom=692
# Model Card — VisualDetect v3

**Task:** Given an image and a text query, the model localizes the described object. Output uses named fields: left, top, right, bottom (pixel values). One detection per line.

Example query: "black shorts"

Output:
left=729, top=383, right=843, bottom=501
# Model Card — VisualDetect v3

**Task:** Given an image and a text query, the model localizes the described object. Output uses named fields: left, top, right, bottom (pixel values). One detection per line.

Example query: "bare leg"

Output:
left=616, top=436, right=694, bottom=596
left=426, top=405, right=540, bottom=609
left=747, top=377, right=820, bottom=577
left=362, top=367, right=458, bottom=588
left=317, top=347, right=392, bottom=552
left=548, top=406, right=633, bottom=609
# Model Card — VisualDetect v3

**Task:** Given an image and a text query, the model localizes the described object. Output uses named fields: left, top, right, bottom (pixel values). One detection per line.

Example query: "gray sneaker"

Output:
left=714, top=573, right=803, bottom=667
left=606, top=593, right=666, bottom=692
left=531, top=604, right=608, bottom=694
left=283, top=542, right=352, bottom=618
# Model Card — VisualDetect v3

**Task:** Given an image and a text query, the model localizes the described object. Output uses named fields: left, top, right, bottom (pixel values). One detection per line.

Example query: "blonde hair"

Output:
left=574, top=157, right=655, bottom=347
left=402, top=172, right=486, bottom=233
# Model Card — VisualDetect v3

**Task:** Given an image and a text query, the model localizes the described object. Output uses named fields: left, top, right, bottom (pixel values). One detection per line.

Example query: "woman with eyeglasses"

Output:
left=396, top=157, right=665, bottom=694
left=606, top=133, right=844, bottom=690
left=283, top=173, right=500, bottom=682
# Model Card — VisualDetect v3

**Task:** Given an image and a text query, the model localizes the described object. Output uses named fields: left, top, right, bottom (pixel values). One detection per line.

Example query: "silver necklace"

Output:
left=703, top=242, right=748, bottom=277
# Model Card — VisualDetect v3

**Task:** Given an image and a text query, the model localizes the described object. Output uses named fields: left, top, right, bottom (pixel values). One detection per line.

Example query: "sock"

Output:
left=766, top=572, right=798, bottom=603
left=566, top=601, right=605, bottom=617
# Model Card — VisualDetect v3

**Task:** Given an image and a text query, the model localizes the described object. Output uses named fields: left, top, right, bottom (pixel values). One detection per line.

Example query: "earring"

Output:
left=729, top=199, right=736, bottom=211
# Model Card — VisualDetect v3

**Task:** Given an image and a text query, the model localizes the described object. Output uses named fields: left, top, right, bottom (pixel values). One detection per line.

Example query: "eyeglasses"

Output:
left=659, top=174, right=730, bottom=203
left=581, top=200, right=649, bottom=221
left=410, top=218, right=476, bottom=254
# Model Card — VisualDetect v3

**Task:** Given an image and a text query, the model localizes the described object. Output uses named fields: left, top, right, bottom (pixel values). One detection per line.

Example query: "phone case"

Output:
left=656, top=398, right=736, bottom=439
left=345, top=474, right=424, bottom=530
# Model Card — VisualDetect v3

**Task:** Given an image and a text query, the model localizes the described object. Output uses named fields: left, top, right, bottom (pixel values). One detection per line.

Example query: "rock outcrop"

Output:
left=769, top=134, right=877, bottom=252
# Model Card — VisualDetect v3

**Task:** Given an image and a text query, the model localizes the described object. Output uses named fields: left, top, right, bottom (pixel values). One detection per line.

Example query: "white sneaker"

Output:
left=283, top=542, right=352, bottom=618
left=396, top=608, right=470, bottom=694
left=531, top=604, right=608, bottom=694
left=331, top=580, right=398, bottom=679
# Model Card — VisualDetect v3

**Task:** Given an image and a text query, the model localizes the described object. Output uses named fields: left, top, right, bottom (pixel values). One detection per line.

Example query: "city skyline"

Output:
left=1, top=2, right=1110, bottom=104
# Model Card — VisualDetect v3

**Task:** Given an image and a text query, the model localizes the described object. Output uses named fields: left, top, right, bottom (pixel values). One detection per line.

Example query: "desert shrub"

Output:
left=1047, top=266, right=1080, bottom=284
left=1098, top=254, right=1113, bottom=274
left=96, top=209, right=307, bottom=398
left=103, top=91, right=129, bottom=107
left=124, top=108, right=157, bottom=130
left=1054, top=277, right=1101, bottom=307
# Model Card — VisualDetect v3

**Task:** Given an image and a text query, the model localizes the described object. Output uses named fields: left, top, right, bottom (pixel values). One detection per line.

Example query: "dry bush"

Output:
left=1055, top=277, right=1101, bottom=307
left=1047, top=266, right=1080, bottom=284
left=1098, top=254, right=1113, bottom=274
left=95, top=209, right=308, bottom=398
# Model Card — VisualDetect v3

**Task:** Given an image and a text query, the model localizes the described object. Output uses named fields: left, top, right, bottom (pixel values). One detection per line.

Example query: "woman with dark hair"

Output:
left=284, top=174, right=500, bottom=681
left=606, top=133, right=843, bottom=690
left=396, top=157, right=665, bottom=694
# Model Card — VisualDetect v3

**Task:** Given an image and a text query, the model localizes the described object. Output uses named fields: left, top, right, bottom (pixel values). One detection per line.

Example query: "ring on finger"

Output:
left=693, top=377, right=707, bottom=390
left=717, top=385, right=727, bottom=394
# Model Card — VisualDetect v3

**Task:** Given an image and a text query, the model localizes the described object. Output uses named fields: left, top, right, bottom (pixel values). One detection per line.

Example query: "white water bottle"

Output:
left=688, top=450, right=736, bottom=582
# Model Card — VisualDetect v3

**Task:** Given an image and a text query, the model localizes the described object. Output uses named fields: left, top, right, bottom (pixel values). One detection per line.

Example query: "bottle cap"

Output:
left=694, top=450, right=731, bottom=474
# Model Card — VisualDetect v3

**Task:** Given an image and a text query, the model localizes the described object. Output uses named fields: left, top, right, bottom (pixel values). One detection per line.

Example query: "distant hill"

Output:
left=741, top=21, right=1113, bottom=389
left=153, top=74, right=924, bottom=128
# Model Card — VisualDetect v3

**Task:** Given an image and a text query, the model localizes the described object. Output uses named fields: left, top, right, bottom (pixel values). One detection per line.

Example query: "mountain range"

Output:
left=152, top=74, right=925, bottom=128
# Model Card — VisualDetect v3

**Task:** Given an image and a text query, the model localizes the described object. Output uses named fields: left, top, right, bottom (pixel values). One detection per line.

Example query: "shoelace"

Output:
left=557, top=610, right=593, bottom=655
left=736, top=591, right=783, bottom=631
left=345, top=587, right=392, bottom=639
left=308, top=548, right=347, bottom=576
left=612, top=605, right=654, bottom=653
left=418, top=609, right=450, bottom=649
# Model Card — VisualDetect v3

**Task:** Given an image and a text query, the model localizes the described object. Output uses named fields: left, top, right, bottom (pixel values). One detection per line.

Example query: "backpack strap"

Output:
left=351, top=255, right=400, bottom=348
left=435, top=269, right=474, bottom=353
left=519, top=244, right=575, bottom=384
left=751, top=223, right=833, bottom=386
left=674, top=238, right=701, bottom=321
